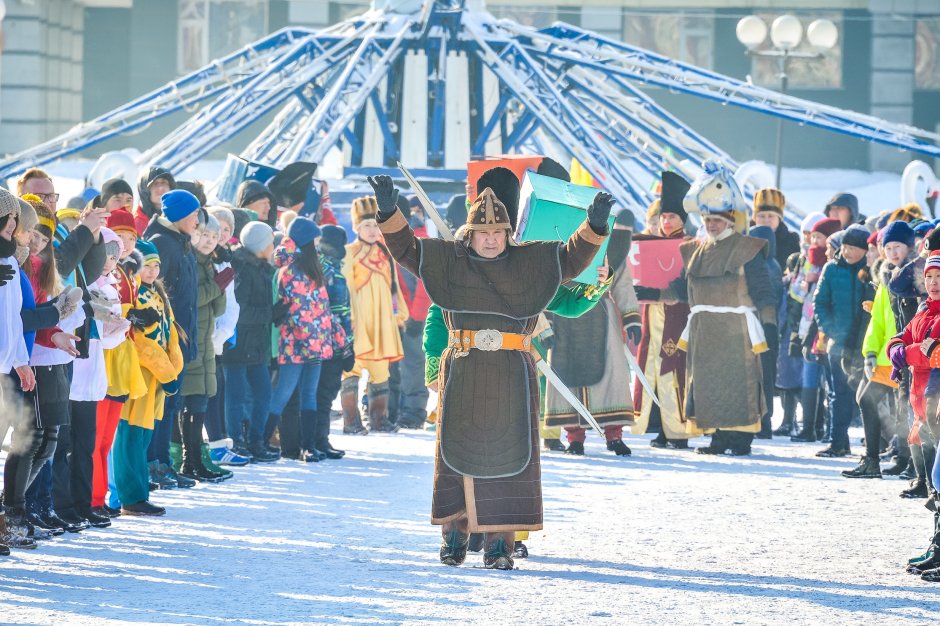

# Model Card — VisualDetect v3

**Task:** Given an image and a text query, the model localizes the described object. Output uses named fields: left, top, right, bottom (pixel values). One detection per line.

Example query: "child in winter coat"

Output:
left=887, top=251, right=940, bottom=581
left=92, top=208, right=149, bottom=514
left=813, top=224, right=875, bottom=457
left=268, top=217, right=339, bottom=462
left=847, top=221, right=914, bottom=479
left=60, top=227, right=129, bottom=528
left=222, top=221, right=280, bottom=462
left=341, top=196, right=404, bottom=434
left=112, top=240, right=183, bottom=516
left=202, top=206, right=247, bottom=468
left=177, top=215, right=230, bottom=482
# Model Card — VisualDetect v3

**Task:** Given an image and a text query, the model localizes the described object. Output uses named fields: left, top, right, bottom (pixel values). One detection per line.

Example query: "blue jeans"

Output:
left=270, top=362, right=322, bottom=415
left=826, top=347, right=856, bottom=450
left=224, top=364, right=272, bottom=447
left=801, top=358, right=819, bottom=390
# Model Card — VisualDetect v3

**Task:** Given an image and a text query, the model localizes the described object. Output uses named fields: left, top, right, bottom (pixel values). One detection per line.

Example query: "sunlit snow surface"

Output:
left=0, top=423, right=936, bottom=625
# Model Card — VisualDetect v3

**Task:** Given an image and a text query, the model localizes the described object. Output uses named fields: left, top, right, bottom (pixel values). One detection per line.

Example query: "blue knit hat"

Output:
left=287, top=216, right=321, bottom=248
left=841, top=224, right=870, bottom=250
left=882, top=220, right=916, bottom=247
left=161, top=189, right=200, bottom=223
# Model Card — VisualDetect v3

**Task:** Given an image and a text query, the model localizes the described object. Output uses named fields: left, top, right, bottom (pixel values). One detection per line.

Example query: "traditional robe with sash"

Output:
left=379, top=209, right=604, bottom=532
left=676, top=230, right=775, bottom=431
left=544, top=256, right=638, bottom=430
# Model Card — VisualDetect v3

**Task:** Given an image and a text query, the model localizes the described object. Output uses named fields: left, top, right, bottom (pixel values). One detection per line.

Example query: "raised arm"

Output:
left=558, top=191, right=612, bottom=282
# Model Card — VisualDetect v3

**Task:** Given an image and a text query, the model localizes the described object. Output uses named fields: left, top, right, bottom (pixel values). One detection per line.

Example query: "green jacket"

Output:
left=861, top=282, right=895, bottom=366
left=422, top=279, right=613, bottom=385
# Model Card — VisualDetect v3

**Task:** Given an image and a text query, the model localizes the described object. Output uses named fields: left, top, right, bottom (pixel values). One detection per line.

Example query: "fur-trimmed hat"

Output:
left=476, top=167, right=520, bottom=230
left=465, top=188, right=512, bottom=233
left=753, top=187, right=786, bottom=218
left=351, top=196, right=379, bottom=232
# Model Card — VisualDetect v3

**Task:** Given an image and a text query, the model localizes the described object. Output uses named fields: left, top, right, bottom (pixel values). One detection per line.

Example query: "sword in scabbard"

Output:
left=396, top=160, right=605, bottom=437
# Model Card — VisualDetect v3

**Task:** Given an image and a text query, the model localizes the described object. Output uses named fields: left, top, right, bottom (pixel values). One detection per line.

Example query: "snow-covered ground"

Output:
left=1, top=426, right=936, bottom=626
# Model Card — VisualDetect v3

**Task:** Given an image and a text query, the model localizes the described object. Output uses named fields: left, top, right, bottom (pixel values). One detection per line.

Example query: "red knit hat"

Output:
left=811, top=217, right=842, bottom=239
left=106, top=208, right=137, bottom=236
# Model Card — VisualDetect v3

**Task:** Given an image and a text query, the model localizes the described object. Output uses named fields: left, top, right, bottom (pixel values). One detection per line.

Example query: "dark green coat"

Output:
left=181, top=251, right=226, bottom=397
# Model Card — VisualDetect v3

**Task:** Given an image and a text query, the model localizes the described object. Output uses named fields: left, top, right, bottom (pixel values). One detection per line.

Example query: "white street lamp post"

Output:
left=736, top=15, right=838, bottom=188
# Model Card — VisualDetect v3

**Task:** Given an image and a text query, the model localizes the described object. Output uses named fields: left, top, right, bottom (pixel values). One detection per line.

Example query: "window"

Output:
left=178, top=0, right=269, bottom=75
left=916, top=18, right=940, bottom=90
left=622, top=12, right=714, bottom=69
left=750, top=13, right=843, bottom=89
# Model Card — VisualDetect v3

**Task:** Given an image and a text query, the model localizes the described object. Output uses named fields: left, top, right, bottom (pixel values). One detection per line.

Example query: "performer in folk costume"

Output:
left=543, top=209, right=639, bottom=456
left=373, top=174, right=610, bottom=570
left=421, top=165, right=613, bottom=560
left=632, top=172, right=698, bottom=448
left=644, top=161, right=777, bottom=456
left=341, top=196, right=405, bottom=434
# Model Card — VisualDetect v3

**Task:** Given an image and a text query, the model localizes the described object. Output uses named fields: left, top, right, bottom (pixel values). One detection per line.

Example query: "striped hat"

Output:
left=925, top=251, right=940, bottom=275
left=753, top=188, right=786, bottom=218
left=136, top=239, right=160, bottom=265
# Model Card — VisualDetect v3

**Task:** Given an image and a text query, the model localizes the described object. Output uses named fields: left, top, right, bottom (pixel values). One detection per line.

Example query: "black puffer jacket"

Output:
left=222, top=245, right=276, bottom=367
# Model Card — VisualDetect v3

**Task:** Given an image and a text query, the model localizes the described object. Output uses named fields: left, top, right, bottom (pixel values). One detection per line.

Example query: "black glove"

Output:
left=634, top=286, right=661, bottom=302
left=126, top=307, right=160, bottom=330
left=272, top=300, right=290, bottom=325
left=341, top=346, right=356, bottom=372
left=624, top=324, right=642, bottom=345
left=587, top=192, right=615, bottom=233
left=367, top=175, right=400, bottom=219
left=0, top=263, right=15, bottom=288
left=404, top=318, right=423, bottom=337
left=788, top=333, right=803, bottom=359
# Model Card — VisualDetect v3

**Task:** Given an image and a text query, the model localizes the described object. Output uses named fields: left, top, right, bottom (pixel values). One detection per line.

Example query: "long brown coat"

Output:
left=680, top=232, right=771, bottom=431
left=380, top=209, right=605, bottom=532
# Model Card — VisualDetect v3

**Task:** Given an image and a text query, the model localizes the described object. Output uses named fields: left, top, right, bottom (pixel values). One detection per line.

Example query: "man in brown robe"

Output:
left=369, top=174, right=610, bottom=570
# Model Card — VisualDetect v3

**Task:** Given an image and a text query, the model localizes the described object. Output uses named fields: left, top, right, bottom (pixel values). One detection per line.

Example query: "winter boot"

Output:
left=543, top=438, right=566, bottom=452
left=169, top=442, right=183, bottom=473
left=908, top=506, right=940, bottom=573
left=149, top=460, right=177, bottom=490
left=696, top=431, right=728, bottom=455
left=668, top=438, right=691, bottom=450
left=883, top=454, right=911, bottom=476
left=727, top=431, right=753, bottom=456
left=606, top=439, right=632, bottom=456
left=367, top=382, right=398, bottom=433
left=773, top=390, right=799, bottom=436
left=179, top=413, right=224, bottom=483
left=650, top=432, right=669, bottom=448
left=0, top=512, right=36, bottom=550
left=121, top=501, right=166, bottom=517
left=439, top=529, right=470, bottom=566
left=841, top=456, right=882, bottom=479
left=791, top=387, right=818, bottom=442
left=815, top=386, right=829, bottom=442
left=201, top=444, right=233, bottom=480
left=513, top=541, right=529, bottom=558
left=902, top=477, right=929, bottom=499
left=565, top=441, right=585, bottom=456
left=341, top=378, right=368, bottom=435
left=483, top=535, right=514, bottom=570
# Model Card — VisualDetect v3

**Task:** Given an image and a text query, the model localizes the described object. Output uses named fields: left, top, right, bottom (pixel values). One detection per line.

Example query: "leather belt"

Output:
left=448, top=329, right=532, bottom=355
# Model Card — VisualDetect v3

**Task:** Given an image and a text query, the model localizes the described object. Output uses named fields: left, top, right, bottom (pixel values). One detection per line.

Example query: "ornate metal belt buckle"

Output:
left=474, top=329, right=503, bottom=351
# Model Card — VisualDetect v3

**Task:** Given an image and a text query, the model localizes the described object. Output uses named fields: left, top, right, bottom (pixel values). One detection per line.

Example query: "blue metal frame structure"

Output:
left=1, top=0, right=938, bottom=224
